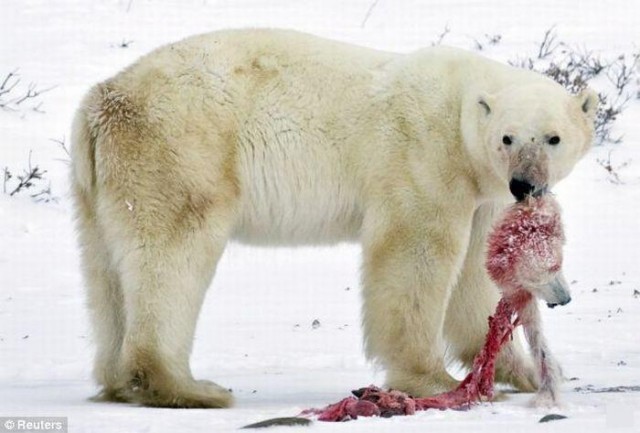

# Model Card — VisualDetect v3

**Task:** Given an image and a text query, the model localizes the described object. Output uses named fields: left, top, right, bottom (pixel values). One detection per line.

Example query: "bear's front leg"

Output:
left=361, top=203, right=473, bottom=397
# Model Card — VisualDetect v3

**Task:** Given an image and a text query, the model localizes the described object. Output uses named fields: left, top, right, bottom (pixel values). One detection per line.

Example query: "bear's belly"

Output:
left=231, top=125, right=363, bottom=246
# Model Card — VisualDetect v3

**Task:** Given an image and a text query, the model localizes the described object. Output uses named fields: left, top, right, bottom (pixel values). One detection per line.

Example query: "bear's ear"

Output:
left=477, top=93, right=494, bottom=116
left=576, top=88, right=599, bottom=120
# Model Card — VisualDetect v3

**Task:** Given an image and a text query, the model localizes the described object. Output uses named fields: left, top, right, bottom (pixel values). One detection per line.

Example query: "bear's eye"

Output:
left=548, top=136, right=561, bottom=145
left=502, top=135, right=513, bottom=145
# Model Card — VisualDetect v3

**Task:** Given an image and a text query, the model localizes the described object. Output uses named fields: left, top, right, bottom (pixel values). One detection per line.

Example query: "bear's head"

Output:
left=465, top=82, right=598, bottom=201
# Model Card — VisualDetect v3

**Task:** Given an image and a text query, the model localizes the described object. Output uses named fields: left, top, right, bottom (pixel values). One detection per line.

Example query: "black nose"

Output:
left=509, top=178, right=535, bottom=202
left=547, top=296, right=571, bottom=309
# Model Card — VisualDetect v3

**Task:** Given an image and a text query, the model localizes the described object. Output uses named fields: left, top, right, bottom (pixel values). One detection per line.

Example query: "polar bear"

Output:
left=70, top=29, right=597, bottom=408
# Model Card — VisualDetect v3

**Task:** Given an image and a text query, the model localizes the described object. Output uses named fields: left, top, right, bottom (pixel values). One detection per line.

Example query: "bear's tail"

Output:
left=70, top=85, right=102, bottom=197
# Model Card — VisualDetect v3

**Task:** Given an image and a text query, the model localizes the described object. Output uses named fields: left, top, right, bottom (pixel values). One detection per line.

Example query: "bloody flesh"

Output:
left=302, top=290, right=533, bottom=421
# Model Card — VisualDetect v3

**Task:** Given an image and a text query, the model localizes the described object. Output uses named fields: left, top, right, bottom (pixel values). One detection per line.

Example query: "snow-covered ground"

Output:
left=1, top=1, right=639, bottom=432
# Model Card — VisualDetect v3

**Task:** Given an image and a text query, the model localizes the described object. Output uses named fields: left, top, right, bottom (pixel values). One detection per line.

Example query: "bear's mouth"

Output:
left=509, top=178, right=548, bottom=201
left=509, top=178, right=536, bottom=201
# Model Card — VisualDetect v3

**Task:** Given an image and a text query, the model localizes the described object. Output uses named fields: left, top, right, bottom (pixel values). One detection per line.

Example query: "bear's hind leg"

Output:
left=75, top=82, right=240, bottom=408
left=74, top=188, right=127, bottom=401
left=108, top=202, right=236, bottom=408
left=108, top=194, right=237, bottom=408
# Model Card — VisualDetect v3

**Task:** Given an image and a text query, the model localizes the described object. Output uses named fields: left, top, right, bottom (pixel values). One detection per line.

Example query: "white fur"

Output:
left=521, top=301, right=564, bottom=407
left=70, top=29, right=596, bottom=407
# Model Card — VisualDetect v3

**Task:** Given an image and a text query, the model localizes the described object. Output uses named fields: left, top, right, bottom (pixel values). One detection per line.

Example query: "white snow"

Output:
left=1, top=1, right=639, bottom=432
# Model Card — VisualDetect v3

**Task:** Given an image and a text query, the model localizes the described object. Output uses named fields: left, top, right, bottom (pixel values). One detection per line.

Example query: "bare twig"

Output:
left=31, top=183, right=56, bottom=203
left=50, top=136, right=70, bottom=157
left=595, top=93, right=631, bottom=144
left=361, top=0, right=382, bottom=28
left=0, top=70, right=20, bottom=98
left=1, top=70, right=55, bottom=113
left=432, top=24, right=451, bottom=46
left=32, top=101, right=45, bottom=113
left=9, top=151, right=47, bottom=197
left=471, top=33, right=502, bottom=52
left=571, top=48, right=607, bottom=77
left=50, top=136, right=71, bottom=164
left=597, top=151, right=630, bottom=184
left=2, top=167, right=11, bottom=194
left=13, top=83, right=56, bottom=106
left=607, top=55, right=637, bottom=96
left=537, top=27, right=559, bottom=59
left=486, top=34, right=502, bottom=45
left=508, top=57, right=535, bottom=70
left=3, top=152, right=55, bottom=202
